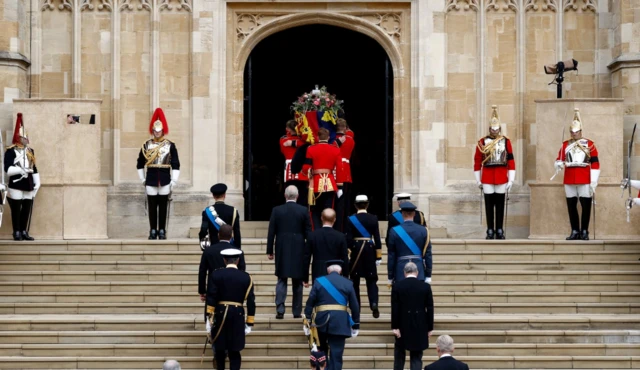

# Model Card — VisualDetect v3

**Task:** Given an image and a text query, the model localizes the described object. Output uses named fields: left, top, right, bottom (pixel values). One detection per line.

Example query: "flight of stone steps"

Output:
left=0, top=238, right=639, bottom=369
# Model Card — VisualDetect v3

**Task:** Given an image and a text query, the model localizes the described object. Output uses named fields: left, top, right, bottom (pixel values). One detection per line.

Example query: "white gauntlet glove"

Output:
left=337, top=189, right=343, bottom=198
left=505, top=170, right=515, bottom=191
left=137, top=169, right=146, bottom=184
left=554, top=160, right=565, bottom=171
left=170, top=169, right=180, bottom=188
left=474, top=171, right=482, bottom=188
left=351, top=329, right=359, bottom=338
left=375, top=260, right=381, bottom=267
left=206, top=319, right=212, bottom=333
left=7, top=166, right=26, bottom=177
left=33, top=173, right=41, bottom=195
left=244, top=324, right=251, bottom=335
left=303, top=325, right=310, bottom=336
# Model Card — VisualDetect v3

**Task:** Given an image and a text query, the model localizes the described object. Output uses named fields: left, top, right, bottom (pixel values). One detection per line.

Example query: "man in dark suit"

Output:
left=346, top=194, right=382, bottom=318
left=267, top=185, right=312, bottom=319
left=386, top=193, right=427, bottom=243
left=387, top=202, right=433, bottom=285
left=424, top=335, right=469, bottom=370
left=198, top=183, right=242, bottom=250
left=304, top=260, right=360, bottom=370
left=392, top=262, right=434, bottom=370
left=304, top=208, right=349, bottom=283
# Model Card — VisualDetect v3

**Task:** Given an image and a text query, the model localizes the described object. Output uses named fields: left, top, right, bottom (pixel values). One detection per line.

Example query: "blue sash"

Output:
left=392, top=225, right=422, bottom=256
left=205, top=207, right=221, bottom=231
left=392, top=211, right=403, bottom=224
left=349, top=215, right=371, bottom=239
left=316, top=276, right=354, bottom=326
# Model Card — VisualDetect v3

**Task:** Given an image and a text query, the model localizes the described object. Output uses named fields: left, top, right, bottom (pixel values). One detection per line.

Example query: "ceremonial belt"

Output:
left=392, top=211, right=403, bottom=224
left=218, top=301, right=243, bottom=306
left=315, top=304, right=347, bottom=312
left=393, top=225, right=422, bottom=257
left=147, top=164, right=172, bottom=168
left=398, top=254, right=422, bottom=261
left=313, top=169, right=331, bottom=175
left=349, top=216, right=372, bottom=271
left=353, top=237, right=371, bottom=241
left=316, top=276, right=355, bottom=326
left=341, top=158, right=350, bottom=163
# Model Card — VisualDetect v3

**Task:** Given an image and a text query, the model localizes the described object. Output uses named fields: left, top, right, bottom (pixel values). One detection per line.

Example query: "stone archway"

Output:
left=224, top=4, right=413, bottom=207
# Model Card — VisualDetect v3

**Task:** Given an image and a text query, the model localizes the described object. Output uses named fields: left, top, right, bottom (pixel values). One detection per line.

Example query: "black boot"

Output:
left=495, top=229, right=505, bottom=240
left=12, top=231, right=21, bottom=241
left=371, top=303, right=380, bottom=319
left=148, top=229, right=158, bottom=240
left=158, top=229, right=166, bottom=240
left=566, top=230, right=580, bottom=240
left=581, top=230, right=589, bottom=240
left=21, top=231, right=34, bottom=241
left=486, top=229, right=495, bottom=239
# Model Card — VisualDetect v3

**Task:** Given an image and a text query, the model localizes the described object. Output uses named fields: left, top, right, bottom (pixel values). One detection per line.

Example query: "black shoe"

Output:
left=566, top=230, right=580, bottom=240
left=148, top=229, right=158, bottom=240
left=275, top=312, right=284, bottom=319
left=495, top=229, right=505, bottom=240
left=581, top=230, right=589, bottom=240
left=371, top=303, right=380, bottom=319
left=158, top=229, right=166, bottom=240
left=293, top=315, right=302, bottom=319
left=21, top=231, right=34, bottom=241
left=12, top=231, right=21, bottom=241
left=486, top=229, right=495, bottom=239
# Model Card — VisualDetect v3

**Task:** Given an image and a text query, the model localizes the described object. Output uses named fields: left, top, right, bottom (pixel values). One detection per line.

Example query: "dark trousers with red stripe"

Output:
left=310, top=191, right=335, bottom=230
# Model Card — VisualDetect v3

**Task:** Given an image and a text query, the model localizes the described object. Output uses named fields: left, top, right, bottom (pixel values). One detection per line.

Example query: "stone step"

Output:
left=2, top=270, right=637, bottom=282
left=1, top=329, right=636, bottom=345
left=0, top=343, right=638, bottom=357
left=0, top=314, right=638, bottom=331
left=1, top=291, right=638, bottom=304
left=0, top=260, right=637, bottom=272
left=1, top=250, right=639, bottom=262
left=0, top=355, right=637, bottom=369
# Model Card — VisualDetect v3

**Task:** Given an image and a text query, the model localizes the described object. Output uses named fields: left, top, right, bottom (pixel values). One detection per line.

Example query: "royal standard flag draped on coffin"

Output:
left=291, top=85, right=343, bottom=145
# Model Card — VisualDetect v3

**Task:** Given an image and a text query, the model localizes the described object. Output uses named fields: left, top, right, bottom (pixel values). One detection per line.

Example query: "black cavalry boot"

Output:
left=148, top=229, right=158, bottom=240
left=495, top=229, right=505, bottom=240
left=21, top=231, right=34, bottom=241
left=158, top=229, right=166, bottom=240
left=12, top=231, right=22, bottom=241
left=566, top=230, right=580, bottom=240
left=371, top=303, right=380, bottom=319
left=486, top=229, right=495, bottom=240
left=581, top=230, right=589, bottom=241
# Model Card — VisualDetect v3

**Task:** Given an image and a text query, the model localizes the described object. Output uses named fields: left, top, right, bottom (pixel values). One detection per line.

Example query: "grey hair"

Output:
left=285, top=185, right=299, bottom=200
left=404, top=262, right=418, bottom=274
left=163, top=360, right=182, bottom=370
left=436, top=335, right=455, bottom=353
left=327, top=264, right=342, bottom=274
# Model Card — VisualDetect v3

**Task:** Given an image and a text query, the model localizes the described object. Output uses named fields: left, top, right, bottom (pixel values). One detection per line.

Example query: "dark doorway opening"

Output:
left=243, top=24, right=394, bottom=221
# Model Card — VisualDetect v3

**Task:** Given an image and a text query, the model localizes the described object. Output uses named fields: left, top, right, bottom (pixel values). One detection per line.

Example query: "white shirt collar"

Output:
left=220, top=240, right=231, bottom=243
left=357, top=210, right=367, bottom=214
left=440, top=354, right=452, bottom=358
left=405, top=274, right=418, bottom=279
left=322, top=225, right=333, bottom=228
left=226, top=264, right=238, bottom=269
left=286, top=200, right=296, bottom=203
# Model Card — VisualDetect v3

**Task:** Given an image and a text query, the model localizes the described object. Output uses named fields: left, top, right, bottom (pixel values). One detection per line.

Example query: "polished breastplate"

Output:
left=483, top=137, right=507, bottom=167
left=565, top=139, right=590, bottom=168
left=144, top=139, right=171, bottom=168
left=13, top=147, right=34, bottom=171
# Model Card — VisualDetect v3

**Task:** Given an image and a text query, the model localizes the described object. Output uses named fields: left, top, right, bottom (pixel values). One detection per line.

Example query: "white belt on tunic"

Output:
left=342, top=158, right=350, bottom=163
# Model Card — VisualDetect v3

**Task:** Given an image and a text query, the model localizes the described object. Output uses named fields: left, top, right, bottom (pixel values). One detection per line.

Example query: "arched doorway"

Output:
left=243, top=24, right=394, bottom=221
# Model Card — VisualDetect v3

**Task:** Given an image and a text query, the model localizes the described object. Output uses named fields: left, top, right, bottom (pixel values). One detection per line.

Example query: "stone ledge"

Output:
left=535, top=98, right=625, bottom=103
left=607, top=53, right=640, bottom=72
left=0, top=51, right=30, bottom=70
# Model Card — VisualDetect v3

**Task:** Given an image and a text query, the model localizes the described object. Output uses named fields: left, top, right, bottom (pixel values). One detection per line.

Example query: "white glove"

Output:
left=590, top=169, right=600, bottom=195
left=33, top=173, right=41, bottom=195
left=200, top=239, right=209, bottom=251
left=137, top=169, right=146, bottom=184
left=506, top=170, right=515, bottom=191
left=631, top=180, right=640, bottom=190
left=351, top=329, right=359, bottom=338
left=590, top=182, right=598, bottom=194
left=337, top=189, right=343, bottom=198
left=206, top=319, right=212, bottom=333
left=375, top=260, right=381, bottom=267
left=634, top=198, right=640, bottom=207
left=0, top=184, right=5, bottom=191
left=244, top=324, right=251, bottom=335
left=387, top=279, right=394, bottom=286
left=171, top=169, right=180, bottom=189
left=7, top=166, right=26, bottom=177
left=505, top=182, right=513, bottom=191
left=474, top=171, right=482, bottom=188
left=425, top=277, right=432, bottom=283
left=554, top=160, right=565, bottom=171
left=303, top=325, right=310, bottom=336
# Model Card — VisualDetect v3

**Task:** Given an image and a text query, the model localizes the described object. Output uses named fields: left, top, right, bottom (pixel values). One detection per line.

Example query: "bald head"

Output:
left=321, top=208, right=336, bottom=226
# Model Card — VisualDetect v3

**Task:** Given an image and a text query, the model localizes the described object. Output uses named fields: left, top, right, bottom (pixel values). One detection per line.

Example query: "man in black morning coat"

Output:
left=199, top=183, right=242, bottom=250
left=266, top=185, right=312, bottom=319
left=424, top=335, right=469, bottom=370
left=304, top=208, right=349, bottom=283
left=304, top=260, right=359, bottom=370
left=392, top=261, right=434, bottom=370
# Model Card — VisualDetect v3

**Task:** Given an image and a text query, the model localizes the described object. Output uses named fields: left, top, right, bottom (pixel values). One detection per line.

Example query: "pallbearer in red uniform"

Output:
left=303, top=128, right=343, bottom=230
left=473, top=105, right=515, bottom=240
left=334, top=118, right=355, bottom=232
left=280, top=119, right=308, bottom=207
left=553, top=108, right=599, bottom=240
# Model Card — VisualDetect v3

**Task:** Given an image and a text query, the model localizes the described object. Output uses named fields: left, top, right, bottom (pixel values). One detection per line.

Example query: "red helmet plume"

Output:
left=12, top=113, right=26, bottom=145
left=149, top=108, right=169, bottom=135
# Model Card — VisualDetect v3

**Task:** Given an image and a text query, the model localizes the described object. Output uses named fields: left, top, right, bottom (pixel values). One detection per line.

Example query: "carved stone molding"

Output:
left=120, top=0, right=151, bottom=11
left=358, top=14, right=402, bottom=42
left=42, top=0, right=72, bottom=11
left=80, top=0, right=112, bottom=11
left=236, top=13, right=285, bottom=43
left=446, top=0, right=479, bottom=12
left=159, top=0, right=191, bottom=12
left=525, top=0, right=557, bottom=11
left=486, top=0, right=519, bottom=12
left=564, top=0, right=596, bottom=12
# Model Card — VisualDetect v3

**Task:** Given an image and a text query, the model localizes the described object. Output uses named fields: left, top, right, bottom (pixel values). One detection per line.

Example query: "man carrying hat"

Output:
left=137, top=108, right=181, bottom=240
left=346, top=194, right=382, bottom=318
left=387, top=202, right=432, bottom=285
left=199, top=183, right=242, bottom=250
left=304, top=260, right=360, bottom=370
left=554, top=108, right=599, bottom=241
left=200, top=248, right=255, bottom=370
left=386, top=193, right=427, bottom=245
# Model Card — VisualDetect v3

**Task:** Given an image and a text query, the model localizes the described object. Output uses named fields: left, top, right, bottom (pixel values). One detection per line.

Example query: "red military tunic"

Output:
left=335, top=133, right=355, bottom=184
left=279, top=134, right=308, bottom=182
left=302, top=141, right=343, bottom=193
left=473, top=136, right=515, bottom=185
left=346, top=129, right=354, bottom=139
left=556, top=138, right=599, bottom=185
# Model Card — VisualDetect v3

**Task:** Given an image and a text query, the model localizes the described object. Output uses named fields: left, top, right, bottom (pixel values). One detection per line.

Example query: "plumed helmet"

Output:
left=489, top=105, right=501, bottom=130
left=12, top=113, right=27, bottom=145
left=570, top=108, right=582, bottom=133
left=149, top=108, right=169, bottom=135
